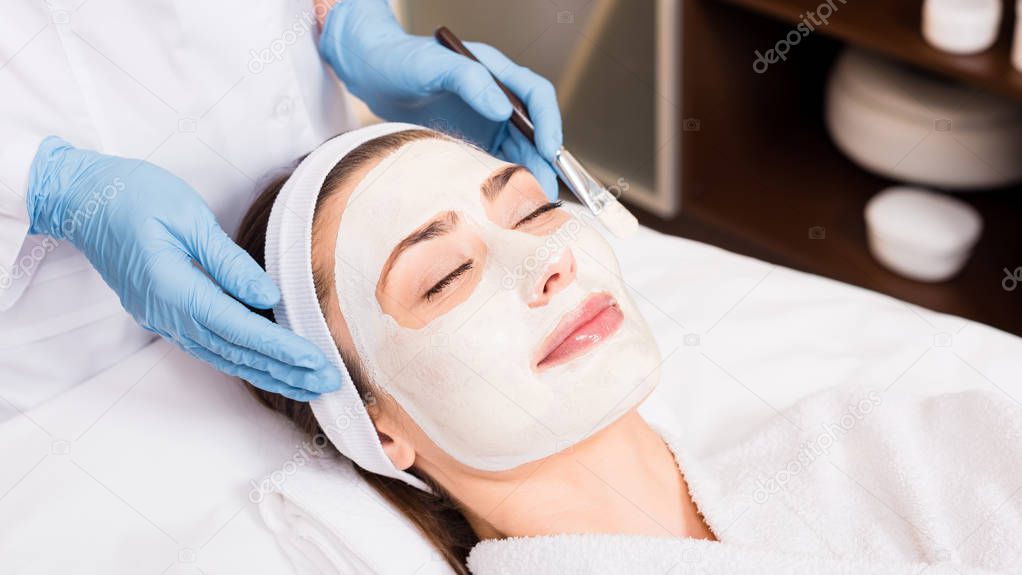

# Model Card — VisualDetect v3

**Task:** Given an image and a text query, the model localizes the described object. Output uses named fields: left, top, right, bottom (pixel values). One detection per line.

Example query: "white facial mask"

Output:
left=334, top=138, right=660, bottom=471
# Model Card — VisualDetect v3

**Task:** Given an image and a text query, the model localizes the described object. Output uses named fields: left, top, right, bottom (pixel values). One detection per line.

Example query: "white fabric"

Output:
left=471, top=535, right=997, bottom=575
left=0, top=0, right=354, bottom=418
left=255, top=225, right=1022, bottom=574
left=468, top=385, right=1022, bottom=574
left=258, top=456, right=451, bottom=575
left=0, top=340, right=302, bottom=574
left=264, top=122, right=429, bottom=492
left=2, top=223, right=1019, bottom=574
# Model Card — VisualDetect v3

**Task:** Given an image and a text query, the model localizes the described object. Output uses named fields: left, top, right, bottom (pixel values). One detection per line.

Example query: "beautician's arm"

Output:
left=314, top=0, right=564, bottom=199
left=25, top=137, right=340, bottom=401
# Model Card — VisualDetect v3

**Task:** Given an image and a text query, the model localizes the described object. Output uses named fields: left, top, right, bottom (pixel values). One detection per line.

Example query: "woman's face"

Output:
left=319, top=135, right=660, bottom=472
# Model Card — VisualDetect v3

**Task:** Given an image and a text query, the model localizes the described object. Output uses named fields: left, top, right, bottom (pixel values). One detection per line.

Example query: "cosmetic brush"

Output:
left=434, top=26, right=639, bottom=239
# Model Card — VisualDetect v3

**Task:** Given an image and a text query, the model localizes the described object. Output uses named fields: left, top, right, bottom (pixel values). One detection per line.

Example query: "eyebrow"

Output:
left=379, top=211, right=459, bottom=290
left=480, top=165, right=526, bottom=202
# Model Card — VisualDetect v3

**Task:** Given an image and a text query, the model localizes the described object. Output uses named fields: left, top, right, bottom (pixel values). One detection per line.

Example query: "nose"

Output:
left=528, top=248, right=576, bottom=308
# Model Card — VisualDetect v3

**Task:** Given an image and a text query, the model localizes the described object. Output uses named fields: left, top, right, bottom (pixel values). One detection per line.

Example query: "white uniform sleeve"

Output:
left=0, top=5, right=102, bottom=311
left=0, top=132, right=46, bottom=311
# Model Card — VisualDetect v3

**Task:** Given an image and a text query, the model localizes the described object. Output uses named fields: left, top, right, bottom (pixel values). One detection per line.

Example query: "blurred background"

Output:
left=364, top=0, right=1022, bottom=335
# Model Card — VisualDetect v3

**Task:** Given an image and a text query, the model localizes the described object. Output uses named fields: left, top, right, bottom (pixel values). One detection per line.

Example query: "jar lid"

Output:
left=924, top=0, right=1002, bottom=54
left=864, top=186, right=983, bottom=253
left=832, top=49, right=1022, bottom=129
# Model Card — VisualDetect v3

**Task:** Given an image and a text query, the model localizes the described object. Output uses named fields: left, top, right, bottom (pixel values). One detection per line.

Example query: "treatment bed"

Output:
left=2, top=225, right=1019, bottom=574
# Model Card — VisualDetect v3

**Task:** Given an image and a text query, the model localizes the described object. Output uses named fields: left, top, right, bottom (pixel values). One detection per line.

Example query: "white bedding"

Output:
left=2, top=225, right=1019, bottom=574
left=470, top=386, right=1022, bottom=574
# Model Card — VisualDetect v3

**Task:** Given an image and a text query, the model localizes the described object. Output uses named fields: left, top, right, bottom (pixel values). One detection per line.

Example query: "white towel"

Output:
left=467, top=533, right=1000, bottom=574
left=469, top=385, right=1022, bottom=574
left=258, top=455, right=455, bottom=575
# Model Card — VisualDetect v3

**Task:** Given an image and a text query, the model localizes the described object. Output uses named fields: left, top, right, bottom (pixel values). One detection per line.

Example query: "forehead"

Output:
left=340, top=138, right=511, bottom=238
left=333, top=137, right=512, bottom=282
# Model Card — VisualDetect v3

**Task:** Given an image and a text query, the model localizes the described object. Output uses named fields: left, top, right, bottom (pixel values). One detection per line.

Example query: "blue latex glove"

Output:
left=26, top=137, right=340, bottom=401
left=319, top=0, right=563, bottom=199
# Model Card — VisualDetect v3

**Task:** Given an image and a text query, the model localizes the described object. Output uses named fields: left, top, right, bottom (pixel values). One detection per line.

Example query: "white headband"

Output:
left=264, top=122, right=430, bottom=492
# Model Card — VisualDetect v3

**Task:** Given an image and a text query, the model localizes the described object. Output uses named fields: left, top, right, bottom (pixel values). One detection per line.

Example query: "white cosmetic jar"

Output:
left=923, top=0, right=1002, bottom=54
left=864, top=186, right=983, bottom=282
left=826, top=48, right=1022, bottom=190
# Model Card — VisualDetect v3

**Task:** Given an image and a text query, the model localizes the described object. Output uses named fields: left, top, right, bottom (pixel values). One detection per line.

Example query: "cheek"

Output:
left=577, top=223, right=621, bottom=268
left=389, top=396, right=466, bottom=464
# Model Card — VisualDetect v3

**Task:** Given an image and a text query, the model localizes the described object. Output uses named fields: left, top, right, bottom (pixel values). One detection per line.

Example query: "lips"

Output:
left=534, top=292, right=624, bottom=371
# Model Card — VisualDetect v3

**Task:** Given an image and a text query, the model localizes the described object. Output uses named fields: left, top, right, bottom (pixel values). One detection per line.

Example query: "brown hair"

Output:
left=235, top=129, right=478, bottom=573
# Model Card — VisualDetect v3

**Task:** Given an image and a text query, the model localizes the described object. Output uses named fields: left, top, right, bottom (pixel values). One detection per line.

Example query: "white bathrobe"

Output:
left=259, top=384, right=1022, bottom=574
left=468, top=385, right=1022, bottom=574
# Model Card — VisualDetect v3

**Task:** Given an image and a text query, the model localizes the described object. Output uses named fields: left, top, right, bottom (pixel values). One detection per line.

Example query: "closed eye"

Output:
left=514, top=200, right=563, bottom=229
left=424, top=260, right=474, bottom=302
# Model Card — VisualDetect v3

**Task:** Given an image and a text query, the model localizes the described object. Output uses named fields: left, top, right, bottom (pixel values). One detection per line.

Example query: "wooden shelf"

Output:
left=720, top=0, right=1022, bottom=102
left=682, top=118, right=1022, bottom=335
left=655, top=0, right=1022, bottom=336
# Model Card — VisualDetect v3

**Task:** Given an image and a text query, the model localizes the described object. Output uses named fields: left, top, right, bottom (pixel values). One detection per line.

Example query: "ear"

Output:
left=372, top=409, right=417, bottom=471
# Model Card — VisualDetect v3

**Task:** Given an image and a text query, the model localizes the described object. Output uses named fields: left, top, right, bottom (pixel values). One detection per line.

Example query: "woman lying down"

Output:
left=236, top=123, right=1022, bottom=575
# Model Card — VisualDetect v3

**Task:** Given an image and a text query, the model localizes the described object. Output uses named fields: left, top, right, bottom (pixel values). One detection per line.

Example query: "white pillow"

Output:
left=259, top=226, right=1022, bottom=572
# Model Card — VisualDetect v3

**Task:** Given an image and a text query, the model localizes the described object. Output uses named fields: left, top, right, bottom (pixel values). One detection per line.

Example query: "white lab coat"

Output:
left=0, top=0, right=354, bottom=420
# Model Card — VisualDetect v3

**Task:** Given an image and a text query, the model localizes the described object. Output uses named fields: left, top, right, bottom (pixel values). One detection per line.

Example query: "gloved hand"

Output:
left=26, top=137, right=340, bottom=401
left=319, top=0, right=563, bottom=199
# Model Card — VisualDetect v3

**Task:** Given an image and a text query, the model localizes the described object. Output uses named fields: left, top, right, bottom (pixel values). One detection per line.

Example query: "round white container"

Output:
left=826, top=48, right=1022, bottom=190
left=923, top=0, right=1002, bottom=54
left=864, top=186, right=983, bottom=282
left=1013, top=0, right=1022, bottom=71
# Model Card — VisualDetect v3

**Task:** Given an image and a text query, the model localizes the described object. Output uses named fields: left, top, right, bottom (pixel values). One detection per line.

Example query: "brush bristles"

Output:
left=597, top=200, right=639, bottom=239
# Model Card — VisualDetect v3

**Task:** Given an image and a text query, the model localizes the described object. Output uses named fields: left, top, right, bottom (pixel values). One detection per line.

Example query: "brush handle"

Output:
left=434, top=26, right=536, bottom=143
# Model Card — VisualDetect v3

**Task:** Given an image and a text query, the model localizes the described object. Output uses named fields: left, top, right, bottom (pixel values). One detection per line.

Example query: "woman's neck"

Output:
left=449, top=410, right=715, bottom=541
